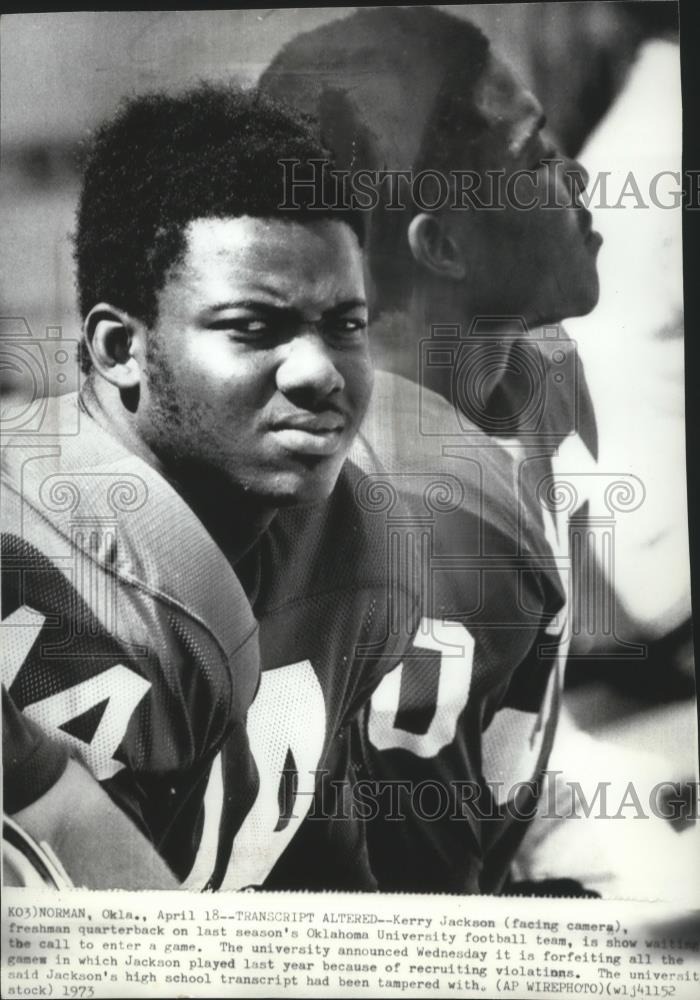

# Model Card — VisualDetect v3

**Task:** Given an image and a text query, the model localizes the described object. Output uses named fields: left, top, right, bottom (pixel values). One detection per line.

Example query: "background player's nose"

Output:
left=568, top=159, right=590, bottom=194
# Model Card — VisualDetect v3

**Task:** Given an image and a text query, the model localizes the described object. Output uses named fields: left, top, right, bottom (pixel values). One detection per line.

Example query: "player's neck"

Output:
left=176, top=479, right=276, bottom=568
left=368, top=285, right=542, bottom=405
left=367, top=284, right=508, bottom=380
left=81, top=374, right=172, bottom=479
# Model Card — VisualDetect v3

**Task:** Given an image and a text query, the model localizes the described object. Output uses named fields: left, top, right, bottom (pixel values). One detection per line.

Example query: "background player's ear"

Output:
left=407, top=212, right=467, bottom=281
left=83, top=304, right=142, bottom=389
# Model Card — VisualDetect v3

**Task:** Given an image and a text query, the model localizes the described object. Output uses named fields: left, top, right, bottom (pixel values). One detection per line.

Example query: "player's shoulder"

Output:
left=2, top=395, right=260, bottom=776
left=2, top=392, right=258, bottom=665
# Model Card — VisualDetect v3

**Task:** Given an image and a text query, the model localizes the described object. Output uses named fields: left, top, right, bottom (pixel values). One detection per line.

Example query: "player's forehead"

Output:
left=470, top=52, right=544, bottom=158
left=170, top=215, right=366, bottom=311
left=423, top=49, right=542, bottom=172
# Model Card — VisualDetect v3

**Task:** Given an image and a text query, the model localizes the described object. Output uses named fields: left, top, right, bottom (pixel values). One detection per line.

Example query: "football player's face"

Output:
left=441, top=53, right=601, bottom=325
left=138, top=216, right=372, bottom=505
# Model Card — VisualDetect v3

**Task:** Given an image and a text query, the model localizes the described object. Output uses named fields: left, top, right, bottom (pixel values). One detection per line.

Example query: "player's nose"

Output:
left=567, top=158, right=590, bottom=196
left=275, top=331, right=345, bottom=405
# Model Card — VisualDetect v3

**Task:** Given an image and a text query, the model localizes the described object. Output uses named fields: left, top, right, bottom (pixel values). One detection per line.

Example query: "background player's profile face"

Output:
left=439, top=52, right=602, bottom=325
left=137, top=215, right=372, bottom=505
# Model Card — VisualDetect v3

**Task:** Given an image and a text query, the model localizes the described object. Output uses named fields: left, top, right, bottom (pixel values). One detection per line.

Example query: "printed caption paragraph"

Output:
left=2, top=890, right=699, bottom=999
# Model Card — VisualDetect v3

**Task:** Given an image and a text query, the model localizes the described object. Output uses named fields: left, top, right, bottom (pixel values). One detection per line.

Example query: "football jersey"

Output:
left=351, top=372, right=566, bottom=893
left=185, top=444, right=423, bottom=891
left=1, top=394, right=260, bottom=883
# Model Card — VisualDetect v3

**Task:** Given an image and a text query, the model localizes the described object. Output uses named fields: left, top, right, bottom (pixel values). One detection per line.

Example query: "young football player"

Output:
left=260, top=6, right=602, bottom=893
left=1, top=85, right=373, bottom=887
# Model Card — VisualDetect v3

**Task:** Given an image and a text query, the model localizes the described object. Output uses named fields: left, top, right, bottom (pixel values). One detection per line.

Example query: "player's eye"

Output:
left=209, top=316, right=273, bottom=336
left=324, top=316, right=368, bottom=338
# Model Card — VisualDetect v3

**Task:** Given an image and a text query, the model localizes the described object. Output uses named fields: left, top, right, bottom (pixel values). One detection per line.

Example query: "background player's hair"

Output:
left=75, top=83, right=364, bottom=372
left=260, top=7, right=490, bottom=314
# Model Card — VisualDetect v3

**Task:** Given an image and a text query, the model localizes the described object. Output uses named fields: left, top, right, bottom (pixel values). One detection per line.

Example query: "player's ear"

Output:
left=83, top=304, right=144, bottom=389
left=407, top=212, right=468, bottom=281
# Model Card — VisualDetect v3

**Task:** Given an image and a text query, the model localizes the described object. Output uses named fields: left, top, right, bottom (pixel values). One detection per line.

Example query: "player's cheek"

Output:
left=529, top=204, right=573, bottom=261
left=499, top=199, right=535, bottom=244
left=345, top=354, right=375, bottom=420
left=180, top=333, right=254, bottom=381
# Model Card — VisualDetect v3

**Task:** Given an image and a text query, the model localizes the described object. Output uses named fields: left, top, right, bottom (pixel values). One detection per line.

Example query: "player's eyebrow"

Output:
left=205, top=298, right=367, bottom=316
left=206, top=299, right=284, bottom=312
left=323, top=298, right=368, bottom=316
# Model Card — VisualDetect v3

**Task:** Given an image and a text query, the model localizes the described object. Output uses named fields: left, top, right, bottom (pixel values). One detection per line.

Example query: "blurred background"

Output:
left=1, top=3, right=696, bottom=899
left=0, top=3, right=679, bottom=354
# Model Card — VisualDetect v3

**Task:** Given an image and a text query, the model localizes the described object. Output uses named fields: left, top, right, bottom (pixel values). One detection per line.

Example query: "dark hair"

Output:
left=75, top=83, right=364, bottom=372
left=260, top=7, right=490, bottom=313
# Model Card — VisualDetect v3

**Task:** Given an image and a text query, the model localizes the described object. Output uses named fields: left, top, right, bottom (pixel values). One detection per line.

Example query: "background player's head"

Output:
left=76, top=84, right=372, bottom=508
left=260, top=6, right=601, bottom=328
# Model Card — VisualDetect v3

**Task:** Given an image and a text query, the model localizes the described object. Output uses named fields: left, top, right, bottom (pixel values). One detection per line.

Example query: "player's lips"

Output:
left=270, top=411, right=347, bottom=456
left=578, top=207, right=603, bottom=251
left=585, top=227, right=603, bottom=251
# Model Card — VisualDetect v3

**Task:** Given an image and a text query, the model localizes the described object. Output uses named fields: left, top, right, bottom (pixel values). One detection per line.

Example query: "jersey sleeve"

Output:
left=2, top=685, right=69, bottom=814
left=1, top=524, right=259, bottom=882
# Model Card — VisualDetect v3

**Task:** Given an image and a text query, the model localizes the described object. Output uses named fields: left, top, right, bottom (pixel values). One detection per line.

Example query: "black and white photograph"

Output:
left=1, top=4, right=698, bottom=997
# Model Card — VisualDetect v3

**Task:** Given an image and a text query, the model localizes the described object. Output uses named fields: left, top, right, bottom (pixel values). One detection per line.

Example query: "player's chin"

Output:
left=549, top=252, right=600, bottom=321
left=568, top=267, right=601, bottom=317
left=263, top=457, right=347, bottom=507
